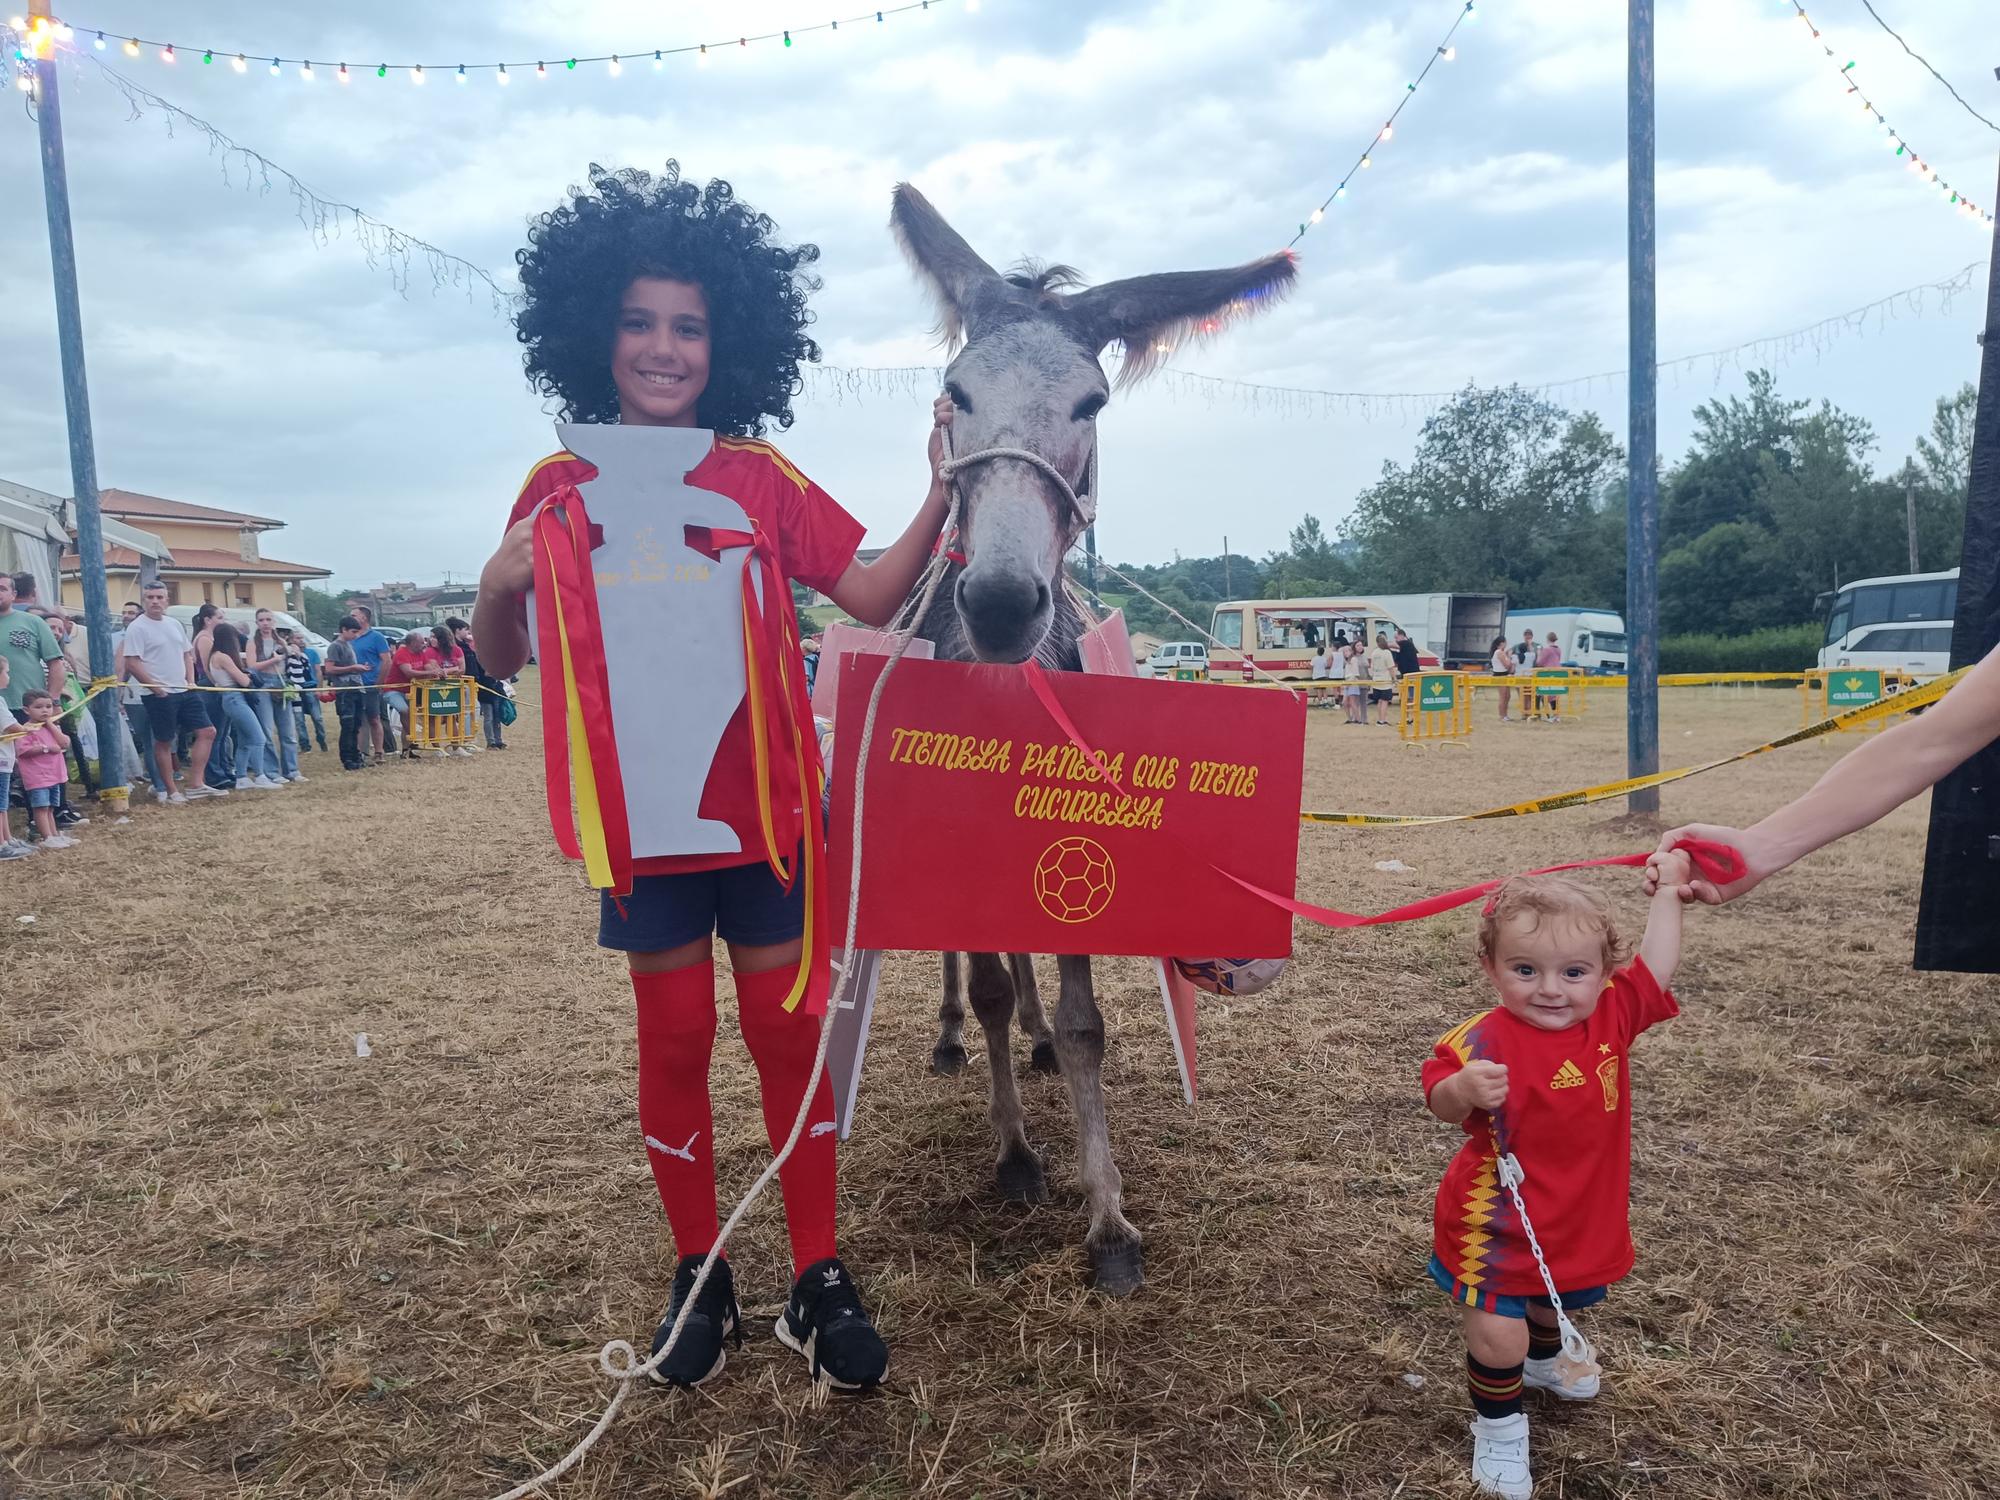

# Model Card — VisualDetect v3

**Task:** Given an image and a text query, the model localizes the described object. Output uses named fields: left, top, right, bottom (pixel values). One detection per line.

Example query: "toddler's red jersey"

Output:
left=507, top=436, right=866, bottom=876
left=1422, top=957, right=1678, bottom=1296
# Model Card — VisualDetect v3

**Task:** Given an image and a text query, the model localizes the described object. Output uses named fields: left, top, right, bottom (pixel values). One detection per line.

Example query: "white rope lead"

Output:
left=486, top=472, right=967, bottom=1500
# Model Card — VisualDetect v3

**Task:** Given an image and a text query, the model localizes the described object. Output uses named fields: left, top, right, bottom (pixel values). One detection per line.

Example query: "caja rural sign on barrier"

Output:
left=827, top=655, right=1305, bottom=958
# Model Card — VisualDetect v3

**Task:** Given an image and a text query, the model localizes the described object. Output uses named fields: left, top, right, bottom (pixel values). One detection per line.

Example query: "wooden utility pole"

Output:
left=1905, top=466, right=1920, bottom=573
left=27, top=1, right=123, bottom=798
left=1625, top=0, right=1660, bottom=815
left=1915, top=144, right=2000, bottom=973
left=1223, top=536, right=1232, bottom=599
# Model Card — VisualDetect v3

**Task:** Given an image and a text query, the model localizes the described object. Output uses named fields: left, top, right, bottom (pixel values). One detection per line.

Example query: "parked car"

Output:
left=1145, top=641, right=1209, bottom=678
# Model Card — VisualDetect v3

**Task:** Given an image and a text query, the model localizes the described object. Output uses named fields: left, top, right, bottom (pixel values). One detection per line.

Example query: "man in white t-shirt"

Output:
left=120, top=582, right=218, bottom=804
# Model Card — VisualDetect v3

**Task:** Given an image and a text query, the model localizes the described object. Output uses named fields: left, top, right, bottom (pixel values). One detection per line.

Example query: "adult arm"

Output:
left=1652, top=643, right=2000, bottom=903
left=123, top=648, right=168, bottom=695
left=42, top=633, right=67, bottom=698
left=821, top=397, right=955, bottom=628
left=474, top=528, right=534, bottom=680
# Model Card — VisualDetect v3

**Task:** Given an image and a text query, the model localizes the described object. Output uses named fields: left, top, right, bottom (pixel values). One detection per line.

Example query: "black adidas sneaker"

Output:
left=648, top=1253, right=742, bottom=1389
left=774, top=1257, right=889, bottom=1391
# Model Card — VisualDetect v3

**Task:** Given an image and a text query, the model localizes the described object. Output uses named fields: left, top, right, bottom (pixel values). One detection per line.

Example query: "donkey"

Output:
left=889, top=185, right=1294, bottom=1294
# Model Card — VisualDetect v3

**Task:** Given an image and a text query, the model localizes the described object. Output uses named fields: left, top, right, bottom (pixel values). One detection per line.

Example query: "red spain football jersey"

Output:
left=507, top=436, right=866, bottom=876
left=1422, top=957, right=1679, bottom=1297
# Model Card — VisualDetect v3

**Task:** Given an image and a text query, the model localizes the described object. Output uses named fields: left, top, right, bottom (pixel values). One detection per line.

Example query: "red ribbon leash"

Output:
left=1019, top=661, right=1745, bottom=931
left=530, top=484, right=635, bottom=896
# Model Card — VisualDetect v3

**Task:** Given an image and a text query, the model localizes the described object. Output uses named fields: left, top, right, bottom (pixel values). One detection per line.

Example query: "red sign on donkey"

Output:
left=828, top=657, right=1304, bottom=956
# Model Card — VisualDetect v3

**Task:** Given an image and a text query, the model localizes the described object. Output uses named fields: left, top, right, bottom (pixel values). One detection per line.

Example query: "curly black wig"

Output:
left=514, top=162, right=822, bottom=436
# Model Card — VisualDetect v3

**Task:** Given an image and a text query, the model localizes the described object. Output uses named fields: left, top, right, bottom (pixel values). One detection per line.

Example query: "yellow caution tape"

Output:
left=1300, top=665, right=1967, bottom=827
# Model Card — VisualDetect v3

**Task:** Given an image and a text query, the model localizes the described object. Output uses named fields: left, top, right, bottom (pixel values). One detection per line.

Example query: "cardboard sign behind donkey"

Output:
left=525, top=422, right=761, bottom=857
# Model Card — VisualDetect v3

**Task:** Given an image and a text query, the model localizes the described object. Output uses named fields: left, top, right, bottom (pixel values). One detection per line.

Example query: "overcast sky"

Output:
left=3, top=0, right=1994, bottom=595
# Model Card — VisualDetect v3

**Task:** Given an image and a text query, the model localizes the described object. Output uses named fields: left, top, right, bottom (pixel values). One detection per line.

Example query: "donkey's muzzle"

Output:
left=955, top=567, right=1053, bottom=664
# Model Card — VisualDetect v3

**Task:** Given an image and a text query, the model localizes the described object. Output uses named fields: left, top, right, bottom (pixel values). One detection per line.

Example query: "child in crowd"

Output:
left=472, top=162, right=954, bottom=1392
left=1422, top=848, right=1698, bottom=1498
left=13, top=689, right=78, bottom=850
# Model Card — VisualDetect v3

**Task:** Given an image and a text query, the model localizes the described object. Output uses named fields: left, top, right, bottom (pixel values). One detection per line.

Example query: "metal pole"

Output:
left=1625, top=0, right=1660, bottom=816
left=28, top=3, right=123, bottom=797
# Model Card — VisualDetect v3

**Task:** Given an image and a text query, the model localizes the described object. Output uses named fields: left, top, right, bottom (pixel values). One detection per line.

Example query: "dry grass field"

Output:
left=4, top=677, right=1995, bottom=1499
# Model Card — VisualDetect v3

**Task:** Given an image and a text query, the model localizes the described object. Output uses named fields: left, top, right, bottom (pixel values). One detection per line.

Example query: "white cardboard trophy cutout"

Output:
left=526, top=423, right=758, bottom=858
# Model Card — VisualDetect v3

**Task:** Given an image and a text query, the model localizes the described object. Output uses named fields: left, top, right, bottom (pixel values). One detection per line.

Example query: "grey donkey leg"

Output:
left=1053, top=954, right=1143, bottom=1294
left=967, top=952, right=1045, bottom=1203
left=1009, top=953, right=1060, bottom=1074
left=931, top=951, right=969, bottom=1075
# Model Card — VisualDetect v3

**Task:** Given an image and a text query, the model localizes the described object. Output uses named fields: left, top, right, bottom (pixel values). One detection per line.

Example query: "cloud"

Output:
left=1, top=0, right=1989, bottom=584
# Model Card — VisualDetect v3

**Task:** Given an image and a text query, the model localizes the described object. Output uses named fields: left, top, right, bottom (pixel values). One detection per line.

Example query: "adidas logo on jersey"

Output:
left=1550, top=1059, right=1586, bottom=1090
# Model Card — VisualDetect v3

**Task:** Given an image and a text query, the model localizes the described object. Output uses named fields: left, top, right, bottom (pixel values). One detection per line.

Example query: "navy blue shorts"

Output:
left=1428, top=1254, right=1609, bottom=1319
left=598, top=847, right=807, bottom=952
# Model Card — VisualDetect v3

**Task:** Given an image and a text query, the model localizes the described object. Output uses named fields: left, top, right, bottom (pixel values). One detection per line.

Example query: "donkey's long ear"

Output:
left=891, top=184, right=1002, bottom=349
left=1066, top=251, right=1298, bottom=386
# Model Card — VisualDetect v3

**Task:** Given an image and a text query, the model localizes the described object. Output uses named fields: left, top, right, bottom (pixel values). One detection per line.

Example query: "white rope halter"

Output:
left=937, top=437, right=1098, bottom=540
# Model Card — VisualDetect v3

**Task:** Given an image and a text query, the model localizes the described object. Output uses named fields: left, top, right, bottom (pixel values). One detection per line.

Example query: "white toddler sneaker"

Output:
left=1469, top=1412, right=1533, bottom=1498
left=1524, top=1352, right=1600, bottom=1401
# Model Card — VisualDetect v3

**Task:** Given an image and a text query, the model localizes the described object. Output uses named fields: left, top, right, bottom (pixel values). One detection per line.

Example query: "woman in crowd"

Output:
left=1344, top=640, right=1370, bottom=724
left=1489, top=635, right=1518, bottom=723
left=246, top=608, right=301, bottom=783
left=187, top=603, right=234, bottom=788
left=429, top=624, right=473, bottom=758
left=202, top=622, right=282, bottom=790
left=1368, top=631, right=1399, bottom=727
left=445, top=618, right=482, bottom=748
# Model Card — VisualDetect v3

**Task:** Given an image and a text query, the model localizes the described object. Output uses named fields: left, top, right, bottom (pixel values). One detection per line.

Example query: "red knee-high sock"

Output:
left=633, top=966, right=721, bottom=1260
left=735, top=965, right=839, bottom=1277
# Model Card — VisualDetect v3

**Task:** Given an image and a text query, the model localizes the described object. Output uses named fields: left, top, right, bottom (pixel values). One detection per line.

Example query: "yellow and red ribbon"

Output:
left=530, top=483, right=634, bottom=897
left=686, top=520, right=831, bottom=1015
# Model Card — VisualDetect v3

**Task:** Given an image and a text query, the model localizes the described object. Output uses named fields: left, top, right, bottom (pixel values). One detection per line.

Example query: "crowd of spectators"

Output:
left=0, top=575, right=512, bottom=857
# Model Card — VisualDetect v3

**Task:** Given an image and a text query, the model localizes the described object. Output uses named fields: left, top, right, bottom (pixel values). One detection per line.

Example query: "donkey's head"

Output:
left=892, top=185, right=1296, bottom=663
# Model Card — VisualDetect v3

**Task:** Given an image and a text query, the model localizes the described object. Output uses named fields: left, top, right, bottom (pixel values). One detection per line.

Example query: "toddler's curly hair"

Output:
left=1478, top=873, right=1628, bottom=968
left=514, top=161, right=822, bottom=435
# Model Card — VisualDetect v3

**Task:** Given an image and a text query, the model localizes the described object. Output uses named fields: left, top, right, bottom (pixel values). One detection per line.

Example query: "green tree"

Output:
left=1663, top=370, right=1808, bottom=544
left=1907, top=383, right=1976, bottom=571
left=1343, top=385, right=1623, bottom=603
left=300, top=586, right=347, bottom=635
left=1659, top=521, right=1794, bottom=633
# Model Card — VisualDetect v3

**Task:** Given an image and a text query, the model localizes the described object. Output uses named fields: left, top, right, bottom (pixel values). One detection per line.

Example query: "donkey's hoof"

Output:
left=930, top=1043, right=969, bottom=1076
left=1028, top=1039, right=1061, bottom=1075
left=996, top=1150, right=1047, bottom=1204
left=1088, top=1240, right=1145, bottom=1297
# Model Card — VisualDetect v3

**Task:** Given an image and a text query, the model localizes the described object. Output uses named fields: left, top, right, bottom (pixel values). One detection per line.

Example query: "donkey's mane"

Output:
left=1004, top=260, right=1088, bottom=301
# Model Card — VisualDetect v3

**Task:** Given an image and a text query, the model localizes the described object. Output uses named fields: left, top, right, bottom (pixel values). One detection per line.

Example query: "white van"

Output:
left=1145, top=641, right=1209, bottom=678
left=166, top=604, right=329, bottom=653
left=1505, top=607, right=1628, bottom=675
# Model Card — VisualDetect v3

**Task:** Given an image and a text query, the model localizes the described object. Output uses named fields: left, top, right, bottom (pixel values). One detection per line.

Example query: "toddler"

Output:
left=1422, top=849, right=1696, bottom=1496
left=14, top=689, right=78, bottom=850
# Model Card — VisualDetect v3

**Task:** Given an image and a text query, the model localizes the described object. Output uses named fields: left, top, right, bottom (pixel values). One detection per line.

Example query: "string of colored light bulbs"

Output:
left=1782, top=0, right=1991, bottom=226
left=8, top=1, right=976, bottom=84
left=1290, top=0, right=1478, bottom=248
